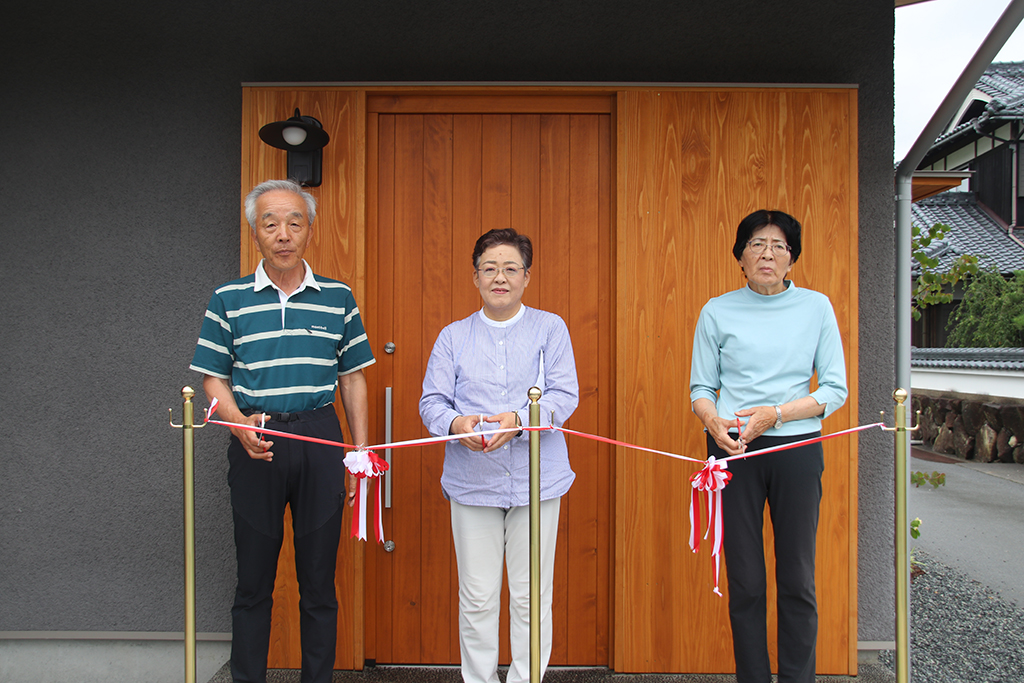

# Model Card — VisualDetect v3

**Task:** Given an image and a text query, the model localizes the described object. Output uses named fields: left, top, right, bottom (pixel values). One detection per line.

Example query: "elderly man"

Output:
left=190, top=179, right=374, bottom=683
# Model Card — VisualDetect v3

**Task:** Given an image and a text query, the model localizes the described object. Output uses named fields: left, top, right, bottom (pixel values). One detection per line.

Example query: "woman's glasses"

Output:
left=745, top=239, right=791, bottom=257
left=477, top=264, right=524, bottom=279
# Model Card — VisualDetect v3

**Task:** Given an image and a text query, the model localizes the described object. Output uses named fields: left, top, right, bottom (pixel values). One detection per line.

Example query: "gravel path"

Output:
left=878, top=548, right=1024, bottom=682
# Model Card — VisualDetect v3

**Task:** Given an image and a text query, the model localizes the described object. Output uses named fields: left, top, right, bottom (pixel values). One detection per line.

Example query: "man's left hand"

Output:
left=346, top=471, right=357, bottom=508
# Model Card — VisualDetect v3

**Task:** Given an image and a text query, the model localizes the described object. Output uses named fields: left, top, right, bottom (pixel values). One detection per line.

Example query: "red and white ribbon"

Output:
left=688, top=456, right=733, bottom=596
left=205, top=397, right=219, bottom=422
left=198, top=398, right=885, bottom=592
left=343, top=448, right=389, bottom=543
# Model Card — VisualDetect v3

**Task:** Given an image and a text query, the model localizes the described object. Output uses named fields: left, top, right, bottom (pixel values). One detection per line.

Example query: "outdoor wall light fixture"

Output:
left=258, top=108, right=330, bottom=187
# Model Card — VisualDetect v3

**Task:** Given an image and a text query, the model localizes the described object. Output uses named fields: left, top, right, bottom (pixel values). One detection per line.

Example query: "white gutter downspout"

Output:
left=893, top=3, right=1024, bottom=681
left=895, top=0, right=1024, bottom=397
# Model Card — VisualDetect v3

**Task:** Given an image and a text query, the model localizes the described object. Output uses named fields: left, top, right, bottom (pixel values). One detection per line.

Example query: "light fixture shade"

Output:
left=259, top=109, right=329, bottom=151
left=258, top=109, right=330, bottom=186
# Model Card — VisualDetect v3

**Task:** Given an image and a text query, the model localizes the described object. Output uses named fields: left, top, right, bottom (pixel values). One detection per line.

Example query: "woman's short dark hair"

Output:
left=731, top=210, right=802, bottom=263
left=472, top=228, right=534, bottom=270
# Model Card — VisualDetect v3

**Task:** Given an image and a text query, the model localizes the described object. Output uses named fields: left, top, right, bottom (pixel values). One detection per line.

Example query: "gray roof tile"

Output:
left=912, top=346, right=1024, bottom=370
left=911, top=192, right=1024, bottom=276
left=932, top=62, right=1024, bottom=146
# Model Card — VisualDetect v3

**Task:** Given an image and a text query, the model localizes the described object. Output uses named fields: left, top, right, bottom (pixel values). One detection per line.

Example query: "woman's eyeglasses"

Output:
left=745, top=239, right=791, bottom=257
left=477, top=264, right=525, bottom=279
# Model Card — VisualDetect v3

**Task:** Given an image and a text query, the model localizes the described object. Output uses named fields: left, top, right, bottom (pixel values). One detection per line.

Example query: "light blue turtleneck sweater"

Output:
left=689, top=280, right=848, bottom=437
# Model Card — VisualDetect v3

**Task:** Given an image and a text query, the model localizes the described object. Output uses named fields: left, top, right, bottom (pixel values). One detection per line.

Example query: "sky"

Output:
left=895, top=0, right=1024, bottom=162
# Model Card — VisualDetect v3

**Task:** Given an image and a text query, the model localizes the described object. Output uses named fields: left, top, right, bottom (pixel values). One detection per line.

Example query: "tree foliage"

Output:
left=912, top=222, right=979, bottom=321
left=946, top=269, right=1024, bottom=348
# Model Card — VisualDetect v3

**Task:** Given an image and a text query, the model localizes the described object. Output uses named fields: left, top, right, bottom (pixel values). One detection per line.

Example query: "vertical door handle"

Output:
left=384, top=386, right=393, bottom=508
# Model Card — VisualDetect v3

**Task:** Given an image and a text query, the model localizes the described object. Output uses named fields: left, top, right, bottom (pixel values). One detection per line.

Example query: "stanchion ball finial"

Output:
left=528, top=386, right=542, bottom=403
left=892, top=388, right=907, bottom=404
left=182, top=386, right=195, bottom=400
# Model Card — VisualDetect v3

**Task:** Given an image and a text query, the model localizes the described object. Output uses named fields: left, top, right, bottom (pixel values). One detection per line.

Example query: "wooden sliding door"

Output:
left=364, top=96, right=614, bottom=667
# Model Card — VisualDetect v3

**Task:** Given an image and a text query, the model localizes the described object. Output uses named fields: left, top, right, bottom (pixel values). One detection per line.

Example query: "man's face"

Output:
left=252, top=189, right=314, bottom=276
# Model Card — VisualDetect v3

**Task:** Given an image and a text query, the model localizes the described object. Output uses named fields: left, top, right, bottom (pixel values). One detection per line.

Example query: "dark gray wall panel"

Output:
left=0, top=0, right=895, bottom=640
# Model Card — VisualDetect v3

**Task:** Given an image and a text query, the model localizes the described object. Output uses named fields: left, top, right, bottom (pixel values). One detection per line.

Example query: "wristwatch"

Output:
left=774, top=405, right=783, bottom=429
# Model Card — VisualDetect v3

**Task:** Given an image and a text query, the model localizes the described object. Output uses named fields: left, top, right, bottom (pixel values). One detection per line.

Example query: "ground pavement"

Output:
left=909, top=447, right=1024, bottom=608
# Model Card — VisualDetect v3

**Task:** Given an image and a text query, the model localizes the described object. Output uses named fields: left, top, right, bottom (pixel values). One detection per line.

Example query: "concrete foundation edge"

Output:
left=0, top=635, right=898, bottom=681
left=0, top=637, right=232, bottom=683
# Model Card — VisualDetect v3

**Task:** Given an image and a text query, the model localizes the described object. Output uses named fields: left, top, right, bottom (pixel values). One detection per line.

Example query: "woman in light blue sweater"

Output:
left=689, top=210, right=848, bottom=683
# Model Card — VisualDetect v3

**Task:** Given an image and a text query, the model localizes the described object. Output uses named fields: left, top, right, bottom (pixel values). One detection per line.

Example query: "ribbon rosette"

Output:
left=344, top=448, right=389, bottom=543
left=689, top=456, right=733, bottom=596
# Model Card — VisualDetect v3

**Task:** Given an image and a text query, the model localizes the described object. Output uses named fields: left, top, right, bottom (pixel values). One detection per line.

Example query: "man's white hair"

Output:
left=244, top=179, right=317, bottom=230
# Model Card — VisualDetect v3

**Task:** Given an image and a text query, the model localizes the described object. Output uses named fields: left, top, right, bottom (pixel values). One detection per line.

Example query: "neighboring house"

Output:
left=910, top=192, right=1024, bottom=346
left=913, top=62, right=1024, bottom=346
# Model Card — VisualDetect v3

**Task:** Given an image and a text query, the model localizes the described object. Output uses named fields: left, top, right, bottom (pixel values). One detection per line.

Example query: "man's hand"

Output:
left=232, top=413, right=274, bottom=461
left=346, top=471, right=357, bottom=507
left=203, top=375, right=274, bottom=461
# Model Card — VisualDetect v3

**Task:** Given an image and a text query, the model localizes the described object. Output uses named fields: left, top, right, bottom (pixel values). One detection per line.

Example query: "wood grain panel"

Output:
left=369, top=112, right=396, bottom=665
left=363, top=110, right=382, bottom=664
left=420, top=113, right=456, bottom=662
left=615, top=88, right=858, bottom=674
left=596, top=112, right=614, bottom=669
left=537, top=114, right=571, bottom=663
left=452, top=115, right=485, bottom=321
left=391, top=114, right=426, bottom=662
left=369, top=94, right=614, bottom=114
left=844, top=89, right=860, bottom=675
left=482, top=115, right=512, bottom=233
left=566, top=114, right=603, bottom=665
left=369, top=106, right=613, bottom=669
left=240, top=88, right=366, bottom=672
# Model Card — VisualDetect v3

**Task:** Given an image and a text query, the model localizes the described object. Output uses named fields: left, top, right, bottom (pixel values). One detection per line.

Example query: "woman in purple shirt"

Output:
left=420, top=228, right=579, bottom=683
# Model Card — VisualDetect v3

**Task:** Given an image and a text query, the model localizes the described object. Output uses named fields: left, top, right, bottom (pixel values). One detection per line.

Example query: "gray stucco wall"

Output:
left=0, top=0, right=895, bottom=643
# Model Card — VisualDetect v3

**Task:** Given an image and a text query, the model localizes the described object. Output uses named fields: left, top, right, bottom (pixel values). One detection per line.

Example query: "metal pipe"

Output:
left=893, top=5, right=1024, bottom=680
left=892, top=390, right=911, bottom=683
left=385, top=386, right=393, bottom=508
left=528, top=386, right=542, bottom=683
left=170, top=387, right=202, bottom=683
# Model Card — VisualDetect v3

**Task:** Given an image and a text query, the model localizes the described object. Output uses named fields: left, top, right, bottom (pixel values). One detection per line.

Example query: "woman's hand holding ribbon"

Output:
left=733, top=405, right=776, bottom=445
left=692, top=397, right=745, bottom=455
left=451, top=414, right=487, bottom=451
left=450, top=412, right=520, bottom=453
left=477, top=412, right=519, bottom=453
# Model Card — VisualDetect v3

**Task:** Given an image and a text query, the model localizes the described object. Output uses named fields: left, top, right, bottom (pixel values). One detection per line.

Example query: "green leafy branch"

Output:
left=947, top=269, right=1024, bottom=347
left=912, top=222, right=980, bottom=321
left=911, top=470, right=946, bottom=489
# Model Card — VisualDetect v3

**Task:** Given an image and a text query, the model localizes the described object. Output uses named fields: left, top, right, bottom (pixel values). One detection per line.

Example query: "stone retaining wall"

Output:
left=912, top=392, right=1024, bottom=463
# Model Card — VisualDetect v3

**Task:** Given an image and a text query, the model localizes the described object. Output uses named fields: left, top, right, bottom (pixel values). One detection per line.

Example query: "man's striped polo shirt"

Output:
left=190, top=262, right=375, bottom=413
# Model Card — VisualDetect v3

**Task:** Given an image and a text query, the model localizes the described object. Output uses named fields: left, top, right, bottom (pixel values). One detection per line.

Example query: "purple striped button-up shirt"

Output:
left=420, top=305, right=579, bottom=507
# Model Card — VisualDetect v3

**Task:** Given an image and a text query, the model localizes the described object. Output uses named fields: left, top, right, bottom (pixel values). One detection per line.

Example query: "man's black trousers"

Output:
left=227, top=407, right=347, bottom=683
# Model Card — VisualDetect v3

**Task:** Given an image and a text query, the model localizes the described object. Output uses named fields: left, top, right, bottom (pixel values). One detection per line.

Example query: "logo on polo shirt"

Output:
left=311, top=325, right=328, bottom=331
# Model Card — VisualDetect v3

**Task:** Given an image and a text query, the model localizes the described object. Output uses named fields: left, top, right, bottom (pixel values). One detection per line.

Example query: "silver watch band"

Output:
left=774, top=405, right=783, bottom=429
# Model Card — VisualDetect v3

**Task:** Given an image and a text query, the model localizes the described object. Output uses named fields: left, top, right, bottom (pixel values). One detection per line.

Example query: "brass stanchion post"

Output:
left=528, top=387, right=542, bottom=683
left=170, top=386, right=205, bottom=683
left=882, top=388, right=919, bottom=683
